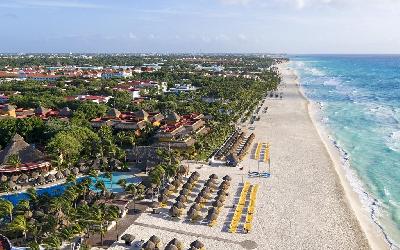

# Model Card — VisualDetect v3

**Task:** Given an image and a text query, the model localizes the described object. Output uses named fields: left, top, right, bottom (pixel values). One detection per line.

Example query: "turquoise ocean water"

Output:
left=290, top=55, right=400, bottom=249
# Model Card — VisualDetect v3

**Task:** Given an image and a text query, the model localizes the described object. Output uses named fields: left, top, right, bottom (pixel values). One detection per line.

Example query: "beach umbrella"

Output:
left=31, top=172, right=39, bottom=179
left=183, top=183, right=193, bottom=190
left=199, top=191, right=209, bottom=199
left=149, top=201, right=160, bottom=209
left=166, top=184, right=175, bottom=191
left=174, top=201, right=185, bottom=209
left=161, top=188, right=169, bottom=196
left=79, top=165, right=87, bottom=173
left=215, top=194, right=226, bottom=203
left=223, top=175, right=232, bottom=181
left=206, top=212, right=218, bottom=221
left=8, top=181, right=16, bottom=190
left=194, top=196, right=203, bottom=204
left=221, top=180, right=230, bottom=186
left=208, top=207, right=219, bottom=215
left=0, top=175, right=7, bottom=182
left=11, top=175, right=19, bottom=182
left=169, top=206, right=181, bottom=217
left=121, top=234, right=135, bottom=246
left=158, top=195, right=168, bottom=203
left=192, top=171, right=200, bottom=178
left=178, top=165, right=189, bottom=175
left=18, top=173, right=29, bottom=183
left=47, top=174, right=55, bottom=182
left=212, top=200, right=223, bottom=208
left=142, top=240, right=156, bottom=250
left=191, top=203, right=201, bottom=211
left=186, top=177, right=196, bottom=184
left=149, top=235, right=161, bottom=245
left=190, top=240, right=204, bottom=249
left=168, top=238, right=184, bottom=250
left=209, top=174, right=218, bottom=179
left=188, top=209, right=199, bottom=221
left=205, top=179, right=216, bottom=187
left=217, top=189, right=227, bottom=196
left=37, top=176, right=45, bottom=184
left=176, top=195, right=187, bottom=203
left=72, top=167, right=80, bottom=175
left=55, top=171, right=64, bottom=180
left=165, top=244, right=179, bottom=250
left=171, top=179, right=180, bottom=187
left=201, top=187, right=211, bottom=194
left=62, top=169, right=71, bottom=177
left=179, top=188, right=190, bottom=196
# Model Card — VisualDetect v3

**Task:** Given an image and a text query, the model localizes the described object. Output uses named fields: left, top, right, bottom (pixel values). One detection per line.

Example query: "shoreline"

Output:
left=282, top=63, right=390, bottom=249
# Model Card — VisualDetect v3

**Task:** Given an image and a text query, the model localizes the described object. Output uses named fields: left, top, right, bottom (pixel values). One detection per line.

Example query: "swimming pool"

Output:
left=1, top=172, right=141, bottom=205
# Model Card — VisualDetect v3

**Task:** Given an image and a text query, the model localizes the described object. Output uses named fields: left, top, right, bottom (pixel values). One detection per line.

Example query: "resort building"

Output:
left=167, top=83, right=198, bottom=94
left=101, top=69, right=132, bottom=79
left=0, top=104, right=72, bottom=120
left=154, top=112, right=208, bottom=149
left=0, top=134, right=51, bottom=177
left=65, top=95, right=112, bottom=104
left=90, top=109, right=164, bottom=133
left=119, top=80, right=168, bottom=93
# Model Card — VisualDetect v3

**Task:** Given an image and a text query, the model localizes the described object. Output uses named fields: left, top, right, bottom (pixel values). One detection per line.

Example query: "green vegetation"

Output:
left=0, top=54, right=283, bottom=248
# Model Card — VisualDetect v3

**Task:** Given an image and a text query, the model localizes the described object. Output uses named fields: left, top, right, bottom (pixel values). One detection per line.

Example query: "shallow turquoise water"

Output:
left=290, top=55, right=400, bottom=248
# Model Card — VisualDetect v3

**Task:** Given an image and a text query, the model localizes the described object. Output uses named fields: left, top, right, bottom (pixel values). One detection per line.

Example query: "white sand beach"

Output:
left=105, top=63, right=387, bottom=250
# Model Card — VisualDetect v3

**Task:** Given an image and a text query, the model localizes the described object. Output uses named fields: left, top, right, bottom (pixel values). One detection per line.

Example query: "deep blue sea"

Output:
left=290, top=55, right=400, bottom=248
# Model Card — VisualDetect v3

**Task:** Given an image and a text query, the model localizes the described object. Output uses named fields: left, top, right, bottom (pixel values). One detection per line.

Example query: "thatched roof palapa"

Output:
left=0, top=134, right=45, bottom=166
left=149, top=235, right=161, bottom=244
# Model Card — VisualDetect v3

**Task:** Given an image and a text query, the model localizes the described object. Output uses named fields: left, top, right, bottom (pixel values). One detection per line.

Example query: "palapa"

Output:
left=223, top=175, right=232, bottom=181
left=142, top=240, right=156, bottom=250
left=72, top=167, right=80, bottom=175
left=165, top=244, right=179, bottom=250
left=190, top=240, right=205, bottom=249
left=175, top=195, right=186, bottom=203
left=149, top=235, right=161, bottom=244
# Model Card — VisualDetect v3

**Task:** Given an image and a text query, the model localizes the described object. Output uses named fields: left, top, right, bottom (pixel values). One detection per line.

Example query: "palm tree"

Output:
left=0, top=198, right=14, bottom=221
left=66, top=174, right=77, bottom=185
left=105, top=205, right=120, bottom=240
left=95, top=180, right=107, bottom=196
left=117, top=178, right=127, bottom=191
left=7, top=154, right=21, bottom=169
left=104, top=171, right=113, bottom=191
left=26, top=187, right=38, bottom=204
left=8, top=215, right=28, bottom=239
left=125, top=184, right=137, bottom=211
left=43, top=235, right=62, bottom=249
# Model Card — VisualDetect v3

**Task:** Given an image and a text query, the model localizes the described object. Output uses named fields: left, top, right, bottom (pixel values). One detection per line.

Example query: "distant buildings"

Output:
left=101, top=69, right=132, bottom=79
left=65, top=95, right=112, bottom=104
left=0, top=104, right=72, bottom=120
left=167, top=83, right=198, bottom=94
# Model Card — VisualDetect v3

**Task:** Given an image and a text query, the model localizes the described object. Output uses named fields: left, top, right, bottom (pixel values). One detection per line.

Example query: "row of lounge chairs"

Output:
left=229, top=182, right=251, bottom=233
left=254, top=143, right=270, bottom=163
left=244, top=184, right=259, bottom=232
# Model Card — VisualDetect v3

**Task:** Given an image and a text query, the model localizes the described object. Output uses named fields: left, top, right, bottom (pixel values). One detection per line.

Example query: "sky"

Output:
left=0, top=0, right=400, bottom=54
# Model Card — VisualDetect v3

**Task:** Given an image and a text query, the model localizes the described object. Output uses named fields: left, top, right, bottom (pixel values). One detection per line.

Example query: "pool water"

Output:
left=1, top=172, right=141, bottom=205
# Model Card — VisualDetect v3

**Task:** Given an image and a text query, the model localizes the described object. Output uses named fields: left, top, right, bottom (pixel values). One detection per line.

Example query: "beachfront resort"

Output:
left=0, top=54, right=289, bottom=250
